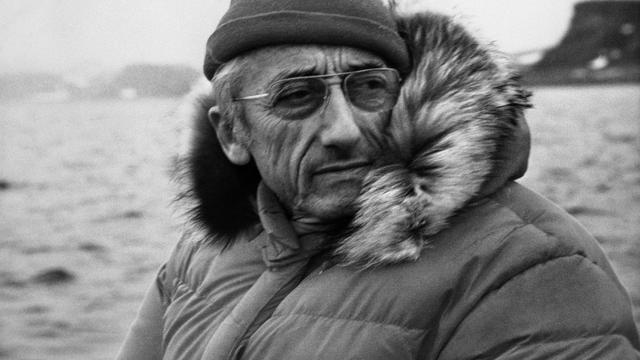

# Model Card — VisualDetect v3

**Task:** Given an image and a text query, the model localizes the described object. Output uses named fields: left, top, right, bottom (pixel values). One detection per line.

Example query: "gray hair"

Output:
left=210, top=55, right=250, bottom=132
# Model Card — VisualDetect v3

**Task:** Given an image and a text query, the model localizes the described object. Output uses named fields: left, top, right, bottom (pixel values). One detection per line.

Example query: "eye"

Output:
left=363, top=78, right=386, bottom=90
left=347, top=70, right=399, bottom=112
left=270, top=79, right=325, bottom=120
left=274, top=87, right=314, bottom=107
left=349, top=73, right=389, bottom=95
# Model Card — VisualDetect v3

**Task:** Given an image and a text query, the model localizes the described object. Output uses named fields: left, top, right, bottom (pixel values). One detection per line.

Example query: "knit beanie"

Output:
left=203, top=0, right=410, bottom=80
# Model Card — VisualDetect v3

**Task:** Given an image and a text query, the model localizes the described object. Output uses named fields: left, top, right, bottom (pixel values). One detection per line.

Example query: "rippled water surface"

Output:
left=1, top=85, right=639, bottom=359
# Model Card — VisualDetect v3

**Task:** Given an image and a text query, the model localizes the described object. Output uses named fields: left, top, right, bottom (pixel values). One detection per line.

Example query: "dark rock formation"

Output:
left=30, top=268, right=76, bottom=285
left=525, top=0, right=640, bottom=84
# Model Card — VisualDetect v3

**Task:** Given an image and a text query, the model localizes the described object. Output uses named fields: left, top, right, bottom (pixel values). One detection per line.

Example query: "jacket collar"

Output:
left=257, top=182, right=330, bottom=269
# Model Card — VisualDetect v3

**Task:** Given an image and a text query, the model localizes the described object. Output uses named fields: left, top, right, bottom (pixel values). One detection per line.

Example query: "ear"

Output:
left=208, top=106, right=251, bottom=165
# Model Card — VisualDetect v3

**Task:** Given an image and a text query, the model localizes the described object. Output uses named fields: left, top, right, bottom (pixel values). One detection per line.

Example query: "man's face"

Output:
left=235, top=46, right=392, bottom=221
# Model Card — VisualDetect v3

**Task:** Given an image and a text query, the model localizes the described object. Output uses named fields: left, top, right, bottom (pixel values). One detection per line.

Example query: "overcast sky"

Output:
left=0, top=0, right=580, bottom=75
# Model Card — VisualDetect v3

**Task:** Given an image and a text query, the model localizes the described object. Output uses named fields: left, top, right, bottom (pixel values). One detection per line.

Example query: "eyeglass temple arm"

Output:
left=233, top=93, right=270, bottom=101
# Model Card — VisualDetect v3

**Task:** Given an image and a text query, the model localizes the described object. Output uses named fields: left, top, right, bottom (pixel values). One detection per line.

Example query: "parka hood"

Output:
left=174, top=11, right=531, bottom=268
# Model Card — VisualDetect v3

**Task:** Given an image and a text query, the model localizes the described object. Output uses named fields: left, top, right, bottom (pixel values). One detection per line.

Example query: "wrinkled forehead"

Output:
left=241, top=45, right=388, bottom=89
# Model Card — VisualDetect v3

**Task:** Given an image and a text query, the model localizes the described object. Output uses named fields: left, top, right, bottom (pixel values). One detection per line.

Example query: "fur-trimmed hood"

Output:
left=174, top=11, right=531, bottom=268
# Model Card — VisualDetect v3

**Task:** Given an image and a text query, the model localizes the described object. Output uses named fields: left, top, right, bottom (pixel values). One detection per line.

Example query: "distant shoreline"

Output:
left=521, top=65, right=640, bottom=87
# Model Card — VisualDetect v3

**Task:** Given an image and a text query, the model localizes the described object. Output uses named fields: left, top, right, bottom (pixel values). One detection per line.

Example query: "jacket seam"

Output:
left=486, top=194, right=606, bottom=272
left=172, top=278, right=237, bottom=309
left=437, top=253, right=594, bottom=359
left=481, top=253, right=596, bottom=304
left=474, top=332, right=638, bottom=360
left=166, top=231, right=263, bottom=303
left=434, top=192, right=616, bottom=360
left=465, top=195, right=607, bottom=309
left=458, top=257, right=635, bottom=359
left=268, top=311, right=424, bottom=332
left=470, top=196, right=613, bottom=315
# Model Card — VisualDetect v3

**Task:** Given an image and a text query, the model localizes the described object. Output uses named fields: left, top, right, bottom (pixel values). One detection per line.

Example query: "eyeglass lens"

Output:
left=269, top=69, right=400, bottom=120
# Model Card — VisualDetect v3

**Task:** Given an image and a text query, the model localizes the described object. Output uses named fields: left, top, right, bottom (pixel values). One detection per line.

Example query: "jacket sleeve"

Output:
left=438, top=254, right=640, bottom=360
left=115, top=265, right=168, bottom=360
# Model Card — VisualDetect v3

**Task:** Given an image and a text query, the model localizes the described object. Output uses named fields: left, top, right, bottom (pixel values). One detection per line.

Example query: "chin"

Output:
left=300, top=187, right=360, bottom=221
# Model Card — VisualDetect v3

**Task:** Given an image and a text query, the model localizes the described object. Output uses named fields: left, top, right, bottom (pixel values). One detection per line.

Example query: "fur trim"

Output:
left=173, top=81, right=261, bottom=246
left=175, top=12, right=531, bottom=266
left=334, top=13, right=531, bottom=268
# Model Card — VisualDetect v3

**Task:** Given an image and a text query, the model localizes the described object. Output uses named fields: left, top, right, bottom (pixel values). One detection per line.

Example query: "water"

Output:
left=1, top=85, right=639, bottom=359
left=1, top=99, right=184, bottom=359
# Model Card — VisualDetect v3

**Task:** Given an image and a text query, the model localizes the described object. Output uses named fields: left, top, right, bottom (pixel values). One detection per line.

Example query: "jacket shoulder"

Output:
left=487, top=182, right=620, bottom=279
left=425, top=182, right=611, bottom=275
left=158, top=229, right=217, bottom=302
left=159, top=226, right=266, bottom=304
left=439, top=252, right=640, bottom=359
left=421, top=182, right=640, bottom=357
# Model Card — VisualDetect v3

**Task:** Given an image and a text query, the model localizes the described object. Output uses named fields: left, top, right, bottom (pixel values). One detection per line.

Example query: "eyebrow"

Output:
left=270, top=59, right=387, bottom=84
left=345, top=59, right=387, bottom=72
left=271, top=65, right=320, bottom=83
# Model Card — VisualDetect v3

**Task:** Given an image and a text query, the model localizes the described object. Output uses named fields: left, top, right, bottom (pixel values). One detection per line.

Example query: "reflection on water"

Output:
left=1, top=86, right=639, bottom=359
left=0, top=99, right=184, bottom=359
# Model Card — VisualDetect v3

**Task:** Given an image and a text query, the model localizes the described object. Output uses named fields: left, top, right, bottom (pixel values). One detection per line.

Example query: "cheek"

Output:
left=253, top=121, right=299, bottom=165
left=248, top=115, right=292, bottom=161
left=263, top=126, right=289, bottom=163
left=356, top=111, right=390, bottom=149
left=248, top=117, right=308, bottom=188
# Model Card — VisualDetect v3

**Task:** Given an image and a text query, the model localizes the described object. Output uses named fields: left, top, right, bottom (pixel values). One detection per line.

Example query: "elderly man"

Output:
left=117, top=0, right=640, bottom=359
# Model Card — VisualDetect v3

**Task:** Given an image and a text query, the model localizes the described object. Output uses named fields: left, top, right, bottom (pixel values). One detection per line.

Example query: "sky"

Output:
left=0, top=0, right=581, bottom=76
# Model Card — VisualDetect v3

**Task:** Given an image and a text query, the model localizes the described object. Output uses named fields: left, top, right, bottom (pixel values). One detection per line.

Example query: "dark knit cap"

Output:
left=203, top=0, right=410, bottom=80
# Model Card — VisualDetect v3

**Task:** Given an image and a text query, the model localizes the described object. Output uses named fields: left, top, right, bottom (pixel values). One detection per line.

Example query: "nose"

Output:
left=319, top=84, right=362, bottom=149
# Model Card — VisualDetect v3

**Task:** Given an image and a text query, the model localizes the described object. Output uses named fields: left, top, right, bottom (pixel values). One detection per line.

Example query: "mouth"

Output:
left=313, top=159, right=372, bottom=175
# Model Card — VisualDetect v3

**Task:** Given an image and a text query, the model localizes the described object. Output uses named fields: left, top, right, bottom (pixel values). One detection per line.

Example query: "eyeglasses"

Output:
left=233, top=68, right=401, bottom=120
